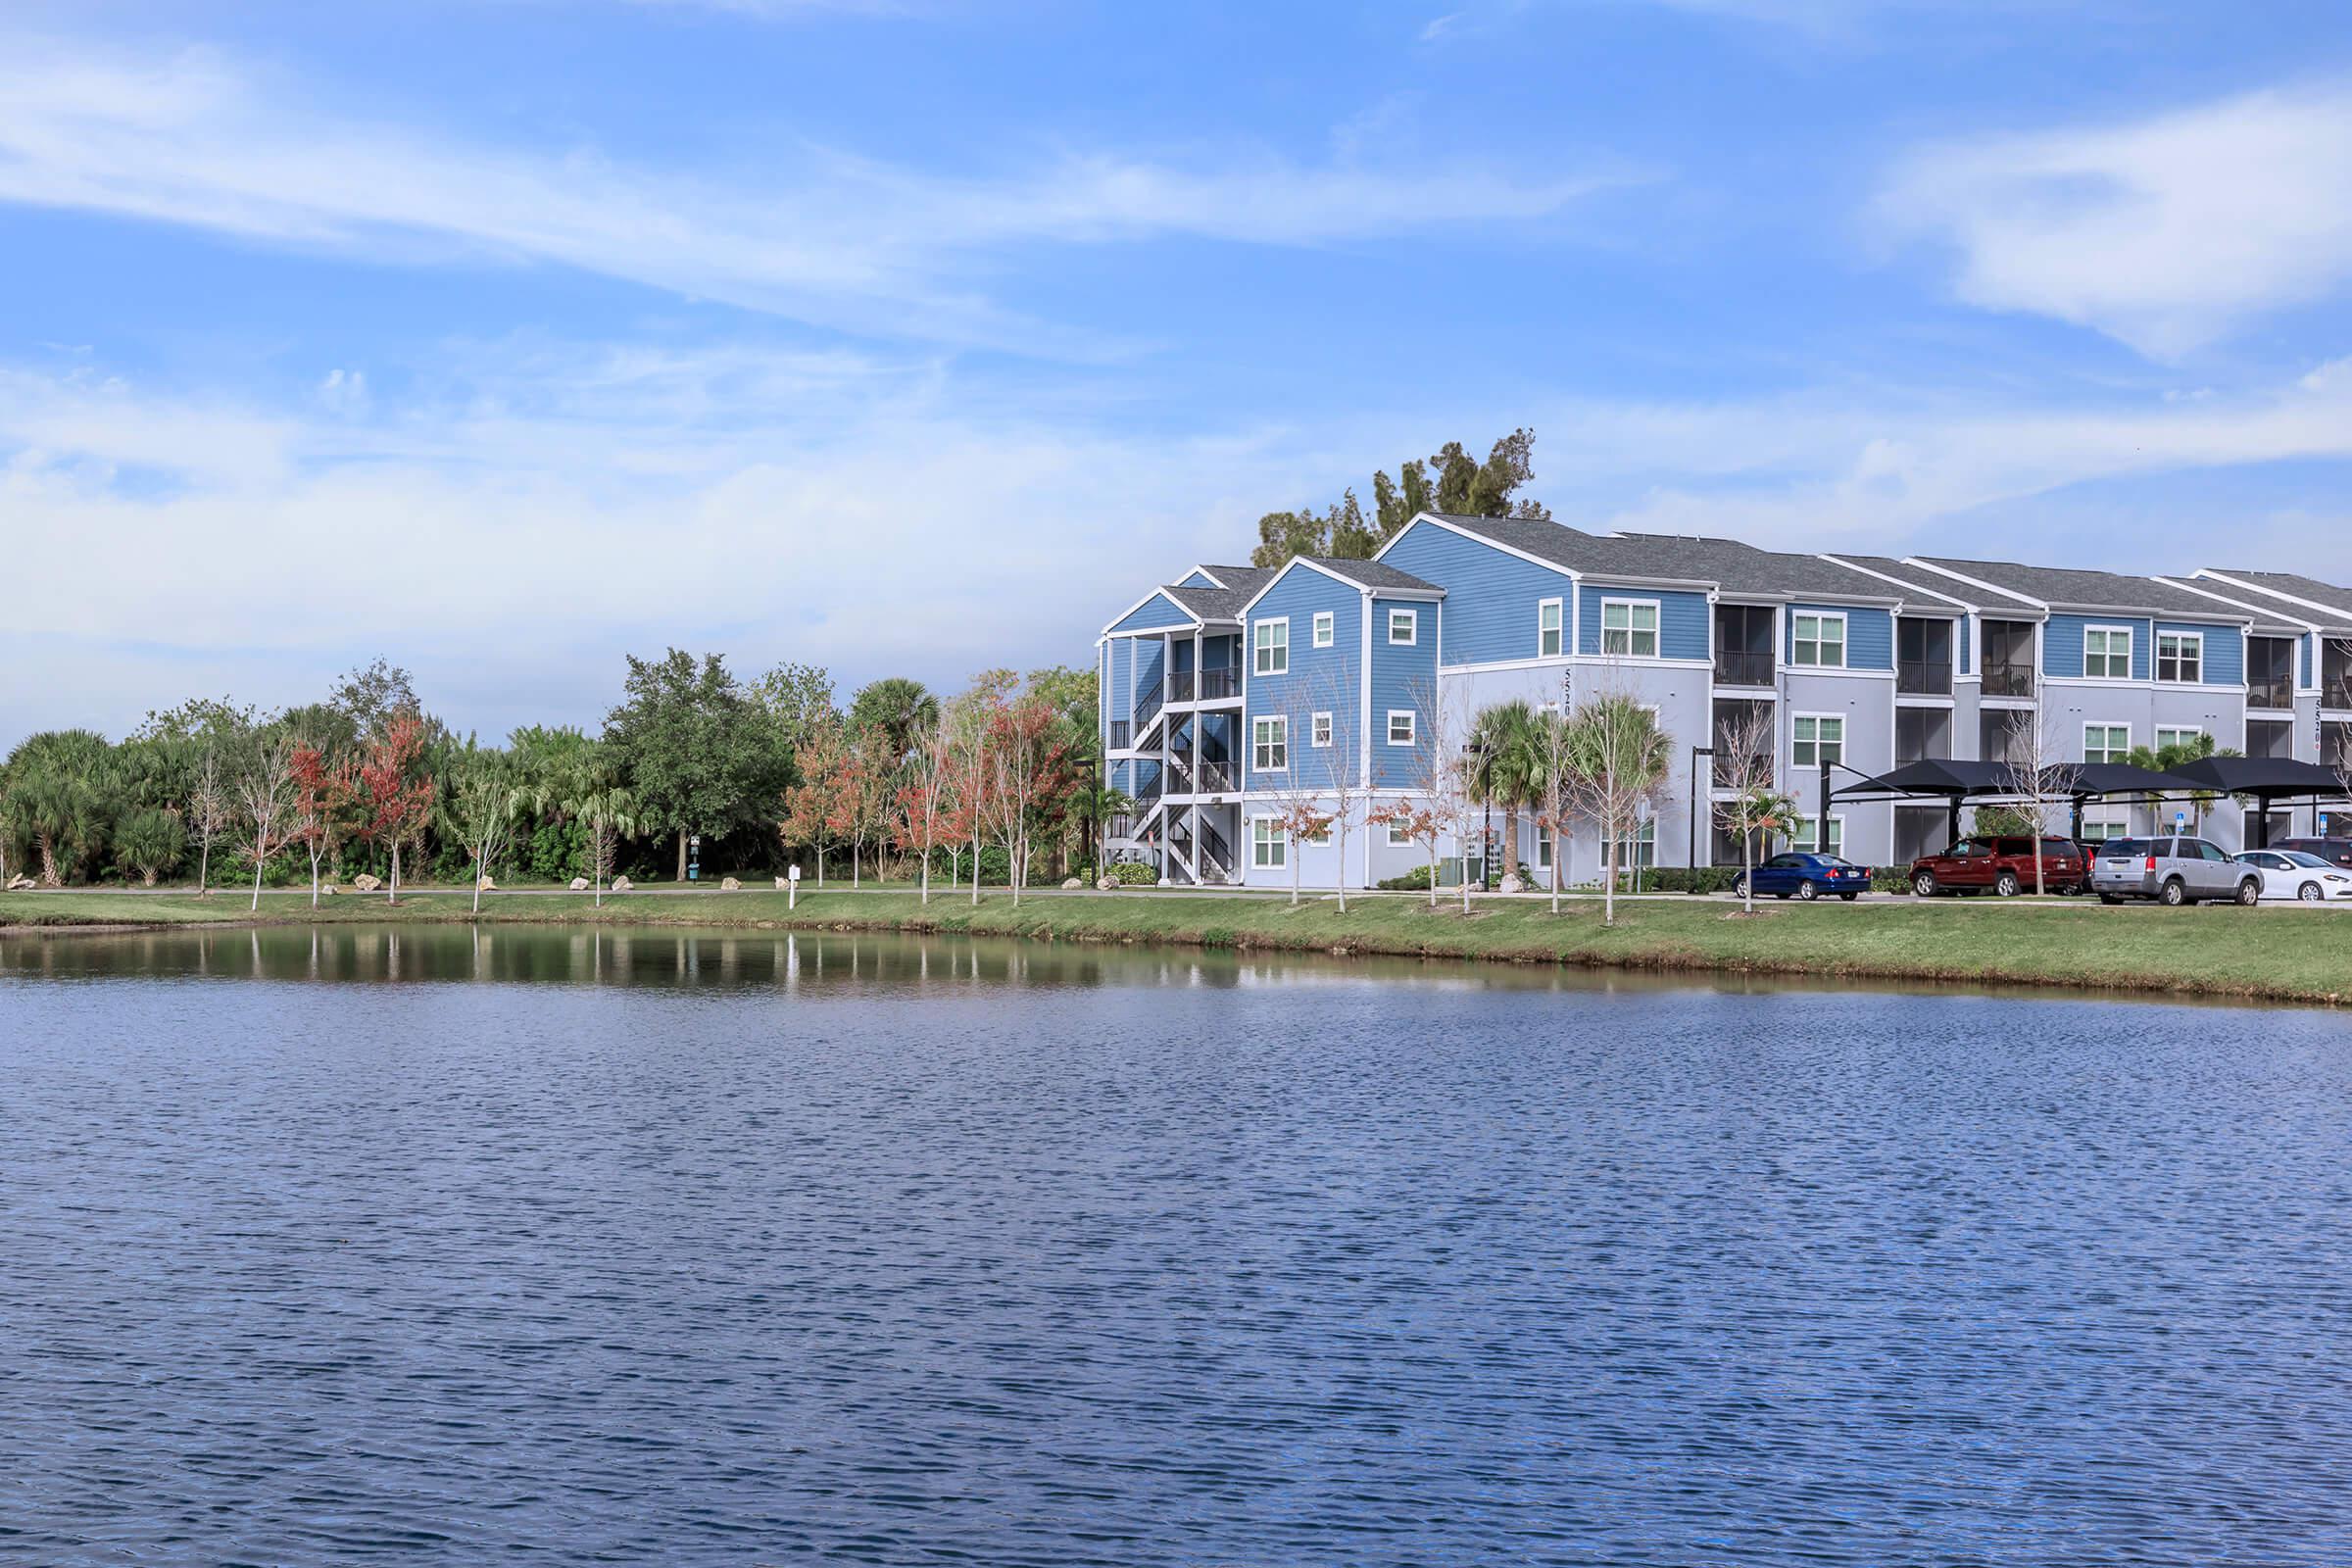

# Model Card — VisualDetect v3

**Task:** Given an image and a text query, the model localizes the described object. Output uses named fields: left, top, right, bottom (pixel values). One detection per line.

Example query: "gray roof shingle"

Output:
left=1298, top=556, right=1442, bottom=593
left=2194, top=568, right=2352, bottom=623
left=1422, top=514, right=1900, bottom=600
left=1911, top=557, right=2241, bottom=617
left=1163, top=583, right=1250, bottom=622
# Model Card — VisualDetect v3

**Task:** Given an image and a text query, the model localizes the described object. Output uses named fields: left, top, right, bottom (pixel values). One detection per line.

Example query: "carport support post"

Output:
left=2071, top=798, right=2083, bottom=845
left=1820, top=757, right=1832, bottom=858
left=1948, top=798, right=1961, bottom=846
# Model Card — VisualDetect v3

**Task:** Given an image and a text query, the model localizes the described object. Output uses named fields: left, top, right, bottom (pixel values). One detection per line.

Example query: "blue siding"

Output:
left=1577, top=584, right=1708, bottom=661
left=1243, top=563, right=1366, bottom=792
left=1137, top=638, right=1164, bottom=699
left=1785, top=603, right=1891, bottom=670
left=1175, top=569, right=1217, bottom=589
left=1370, top=592, right=1440, bottom=788
left=2044, top=613, right=2151, bottom=680
left=1380, top=519, right=1572, bottom=666
left=1110, top=592, right=1195, bottom=635
left=2155, top=620, right=2242, bottom=686
left=1959, top=612, right=1973, bottom=676
left=1105, top=638, right=1135, bottom=722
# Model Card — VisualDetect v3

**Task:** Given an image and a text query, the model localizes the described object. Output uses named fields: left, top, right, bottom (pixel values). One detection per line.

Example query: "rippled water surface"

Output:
left=4, top=924, right=2350, bottom=1565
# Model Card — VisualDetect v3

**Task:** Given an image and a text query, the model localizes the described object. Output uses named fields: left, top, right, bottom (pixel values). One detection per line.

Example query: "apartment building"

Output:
left=1096, top=513, right=2350, bottom=887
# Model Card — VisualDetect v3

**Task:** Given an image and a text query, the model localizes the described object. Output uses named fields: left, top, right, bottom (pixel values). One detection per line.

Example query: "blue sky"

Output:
left=7, top=0, right=2352, bottom=746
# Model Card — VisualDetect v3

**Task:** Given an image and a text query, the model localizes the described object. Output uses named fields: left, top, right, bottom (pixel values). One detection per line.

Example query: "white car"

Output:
left=2231, top=849, right=2352, bottom=903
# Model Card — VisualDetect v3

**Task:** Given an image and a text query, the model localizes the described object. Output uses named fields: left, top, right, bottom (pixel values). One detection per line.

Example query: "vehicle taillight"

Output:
left=2144, top=856, right=2157, bottom=871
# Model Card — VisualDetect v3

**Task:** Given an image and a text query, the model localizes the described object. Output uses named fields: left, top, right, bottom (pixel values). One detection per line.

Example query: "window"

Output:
left=2154, top=726, right=2205, bottom=758
left=2156, top=631, right=2202, bottom=684
left=1895, top=706, right=1952, bottom=767
left=1980, top=709, right=2027, bottom=765
left=1311, top=611, right=1334, bottom=649
left=1714, top=604, right=1775, bottom=686
left=1610, top=818, right=1657, bottom=870
left=1536, top=830, right=1554, bottom=869
left=1388, top=710, right=1416, bottom=746
left=1896, top=616, right=1954, bottom=694
left=1387, top=607, right=1417, bottom=645
left=1304, top=822, right=1332, bottom=847
left=1601, top=599, right=1660, bottom=658
left=1387, top=820, right=1412, bottom=847
left=1538, top=598, right=1563, bottom=658
left=2247, top=636, right=2294, bottom=710
left=1790, top=816, right=1843, bottom=857
left=1250, top=817, right=1286, bottom=869
left=1791, top=714, right=1844, bottom=768
left=2079, top=811, right=2129, bottom=844
left=1792, top=612, right=1846, bottom=669
left=2246, top=717, right=2293, bottom=760
left=2083, top=723, right=2131, bottom=764
left=1252, top=715, right=1288, bottom=771
left=2083, top=625, right=2132, bottom=680
left=1310, top=711, right=1333, bottom=748
left=1253, top=618, right=1288, bottom=676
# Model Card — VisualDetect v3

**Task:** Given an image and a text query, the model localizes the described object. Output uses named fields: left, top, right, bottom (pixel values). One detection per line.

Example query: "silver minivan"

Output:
left=2090, top=836, right=2262, bottom=906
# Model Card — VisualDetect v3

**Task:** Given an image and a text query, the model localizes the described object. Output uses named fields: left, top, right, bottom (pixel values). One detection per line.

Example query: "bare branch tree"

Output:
left=233, top=729, right=302, bottom=913
left=1997, top=709, right=2071, bottom=896
left=1560, top=687, right=1674, bottom=927
left=188, top=744, right=233, bottom=901
left=1710, top=700, right=1788, bottom=914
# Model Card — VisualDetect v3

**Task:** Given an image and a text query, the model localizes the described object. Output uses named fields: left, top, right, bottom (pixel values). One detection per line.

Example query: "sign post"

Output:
left=688, top=834, right=702, bottom=883
left=788, top=863, right=801, bottom=911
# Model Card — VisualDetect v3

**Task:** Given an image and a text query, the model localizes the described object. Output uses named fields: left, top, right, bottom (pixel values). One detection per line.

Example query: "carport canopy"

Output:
left=2032, top=761, right=2203, bottom=845
left=2159, top=757, right=2349, bottom=848
left=1831, top=759, right=2017, bottom=845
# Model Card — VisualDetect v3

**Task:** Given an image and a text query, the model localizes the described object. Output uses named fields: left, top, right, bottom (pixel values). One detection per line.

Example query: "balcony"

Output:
left=1897, top=660, right=1953, bottom=697
left=1108, top=720, right=1132, bottom=749
left=1197, top=667, right=1240, bottom=702
left=1195, top=759, right=1236, bottom=793
left=2248, top=677, right=2294, bottom=712
left=1169, top=670, right=1195, bottom=703
left=1713, top=651, right=1774, bottom=687
left=1982, top=664, right=2035, bottom=699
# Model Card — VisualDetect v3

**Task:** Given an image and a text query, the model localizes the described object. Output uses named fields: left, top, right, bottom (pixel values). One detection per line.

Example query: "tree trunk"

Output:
left=1603, top=837, right=1617, bottom=926
left=970, top=832, right=982, bottom=906
left=919, top=841, right=931, bottom=906
left=38, top=833, right=59, bottom=888
left=389, top=843, right=401, bottom=906
left=471, top=851, right=484, bottom=914
left=1291, top=840, right=1301, bottom=906
left=311, top=849, right=321, bottom=907
left=1427, top=846, right=1439, bottom=909
left=198, top=837, right=211, bottom=901
left=1336, top=829, right=1348, bottom=914
left=853, top=841, right=860, bottom=889
left=250, top=854, right=264, bottom=912
left=1743, top=831, right=1755, bottom=913
left=676, top=830, right=688, bottom=883
left=1550, top=827, right=1562, bottom=914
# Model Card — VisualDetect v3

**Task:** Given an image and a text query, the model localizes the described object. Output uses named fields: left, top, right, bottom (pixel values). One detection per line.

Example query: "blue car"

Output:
left=1735, top=853, right=1875, bottom=902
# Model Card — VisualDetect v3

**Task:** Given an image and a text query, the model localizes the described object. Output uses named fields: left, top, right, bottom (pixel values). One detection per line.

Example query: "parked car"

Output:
left=2231, top=849, right=2352, bottom=903
left=2089, top=836, right=2263, bottom=906
left=1735, top=853, right=1874, bottom=902
left=1909, top=835, right=2086, bottom=898
left=2272, top=837, right=2352, bottom=869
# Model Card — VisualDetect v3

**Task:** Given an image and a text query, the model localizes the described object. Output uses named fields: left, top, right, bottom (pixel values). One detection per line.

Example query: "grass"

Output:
left=3, top=882, right=2349, bottom=1004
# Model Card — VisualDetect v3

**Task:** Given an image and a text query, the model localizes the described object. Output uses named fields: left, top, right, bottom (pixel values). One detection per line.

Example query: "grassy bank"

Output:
left=3, top=884, right=2348, bottom=1004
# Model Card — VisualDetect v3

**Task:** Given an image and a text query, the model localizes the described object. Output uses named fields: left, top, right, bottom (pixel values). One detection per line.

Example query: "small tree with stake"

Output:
left=1560, top=690, right=1674, bottom=927
left=287, top=742, right=357, bottom=907
left=443, top=748, right=524, bottom=915
left=1999, top=710, right=2071, bottom=896
left=188, top=744, right=233, bottom=900
left=1711, top=701, right=1790, bottom=914
left=233, top=728, right=303, bottom=913
left=354, top=712, right=435, bottom=905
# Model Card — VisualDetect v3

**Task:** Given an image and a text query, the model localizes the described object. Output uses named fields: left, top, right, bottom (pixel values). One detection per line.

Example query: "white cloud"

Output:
left=0, top=37, right=1619, bottom=353
left=1878, top=82, right=2352, bottom=358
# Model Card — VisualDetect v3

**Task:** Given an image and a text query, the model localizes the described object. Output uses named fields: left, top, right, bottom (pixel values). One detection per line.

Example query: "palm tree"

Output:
left=1467, top=700, right=1544, bottom=886
left=541, top=748, right=638, bottom=908
left=2, top=730, right=117, bottom=886
left=1563, top=695, right=1676, bottom=924
left=1070, top=780, right=1133, bottom=877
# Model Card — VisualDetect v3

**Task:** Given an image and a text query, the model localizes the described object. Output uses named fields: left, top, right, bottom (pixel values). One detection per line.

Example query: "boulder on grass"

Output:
left=1062, top=876, right=1083, bottom=890
left=1097, top=875, right=1116, bottom=891
left=774, top=876, right=790, bottom=890
left=611, top=876, right=633, bottom=893
left=1499, top=873, right=1526, bottom=894
left=6, top=873, right=35, bottom=891
left=321, top=885, right=337, bottom=898
left=353, top=873, right=382, bottom=892
left=720, top=875, right=742, bottom=892
left=569, top=876, right=590, bottom=891
left=477, top=875, right=497, bottom=892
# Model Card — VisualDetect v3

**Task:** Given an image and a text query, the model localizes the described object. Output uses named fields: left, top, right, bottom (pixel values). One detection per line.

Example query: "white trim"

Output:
left=1790, top=711, right=1845, bottom=769
left=1311, top=610, right=1335, bottom=649
left=1901, top=559, right=2050, bottom=612
left=1310, top=710, right=1334, bottom=748
left=1789, top=609, right=1848, bottom=670
left=1252, top=616, right=1290, bottom=676
left=1359, top=589, right=1375, bottom=790
left=1538, top=596, right=1564, bottom=659
left=2155, top=576, right=2306, bottom=633
left=2153, top=724, right=2207, bottom=753
left=2082, top=720, right=2132, bottom=765
left=2191, top=569, right=2352, bottom=629
left=1387, top=606, right=1418, bottom=646
left=1249, top=813, right=1288, bottom=870
left=1236, top=554, right=1444, bottom=618
left=1819, top=555, right=1973, bottom=609
left=1100, top=586, right=1201, bottom=638
left=1251, top=714, right=1289, bottom=772
left=1598, top=596, right=1662, bottom=659
left=1440, top=654, right=1702, bottom=675
left=1373, top=513, right=1580, bottom=579
left=2154, top=627, right=2205, bottom=685
left=2082, top=622, right=2134, bottom=681
left=1387, top=709, right=1417, bottom=746
left=1789, top=813, right=1847, bottom=858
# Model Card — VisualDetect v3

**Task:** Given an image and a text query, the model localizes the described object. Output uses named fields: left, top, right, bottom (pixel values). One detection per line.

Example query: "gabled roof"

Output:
left=2153, top=576, right=2315, bottom=634
left=1604, top=532, right=1901, bottom=602
left=2193, top=568, right=2352, bottom=627
left=1298, top=556, right=1442, bottom=593
left=1197, top=564, right=1276, bottom=598
left=1908, top=557, right=2243, bottom=619
left=1163, top=583, right=1250, bottom=623
left=1821, top=555, right=1976, bottom=610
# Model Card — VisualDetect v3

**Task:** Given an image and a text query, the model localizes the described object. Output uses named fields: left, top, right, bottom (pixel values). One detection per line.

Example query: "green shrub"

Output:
left=1108, top=860, right=1156, bottom=886
left=1378, top=864, right=1434, bottom=891
left=1650, top=866, right=1741, bottom=895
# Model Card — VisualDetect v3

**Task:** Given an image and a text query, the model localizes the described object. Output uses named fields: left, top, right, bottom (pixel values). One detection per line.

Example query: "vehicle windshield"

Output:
left=2039, top=838, right=2076, bottom=853
left=2100, top=839, right=2147, bottom=856
left=2278, top=851, right=2333, bottom=868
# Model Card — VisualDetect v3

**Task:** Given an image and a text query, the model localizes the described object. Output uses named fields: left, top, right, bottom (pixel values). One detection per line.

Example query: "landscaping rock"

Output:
left=1097, top=875, right=1116, bottom=891
left=477, top=875, right=497, bottom=891
left=774, top=876, right=790, bottom=890
left=1500, top=873, right=1526, bottom=894
left=321, top=885, right=337, bottom=897
left=6, top=873, right=34, bottom=891
left=611, top=876, right=633, bottom=893
left=720, top=876, right=742, bottom=892
left=1062, top=877, right=1083, bottom=890
left=353, top=873, right=381, bottom=892
left=569, top=876, right=590, bottom=891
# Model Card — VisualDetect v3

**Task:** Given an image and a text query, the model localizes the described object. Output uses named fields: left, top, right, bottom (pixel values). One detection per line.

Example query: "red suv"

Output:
left=1910, top=835, right=2086, bottom=898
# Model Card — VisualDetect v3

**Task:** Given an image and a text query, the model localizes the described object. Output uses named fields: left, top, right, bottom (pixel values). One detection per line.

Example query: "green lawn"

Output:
left=4, top=883, right=2349, bottom=1004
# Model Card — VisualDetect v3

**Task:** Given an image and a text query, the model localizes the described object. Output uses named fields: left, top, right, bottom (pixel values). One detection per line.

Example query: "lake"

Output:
left=4, top=924, right=2349, bottom=1565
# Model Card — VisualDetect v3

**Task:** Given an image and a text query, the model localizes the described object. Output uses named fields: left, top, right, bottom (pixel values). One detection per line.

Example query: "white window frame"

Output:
left=1610, top=817, right=1658, bottom=870
left=1303, top=821, right=1333, bottom=848
left=1253, top=617, right=1288, bottom=676
left=1387, top=607, right=1418, bottom=646
left=2155, top=630, right=2203, bottom=684
left=1311, top=611, right=1335, bottom=649
left=1387, top=820, right=1412, bottom=847
left=1791, top=712, right=1845, bottom=768
left=1792, top=611, right=1847, bottom=670
left=1387, top=710, right=1416, bottom=747
left=2082, top=624, right=2133, bottom=681
left=1790, top=814, right=1845, bottom=858
left=1250, top=816, right=1287, bottom=869
left=1252, top=715, right=1288, bottom=772
left=1310, top=710, right=1333, bottom=748
left=1536, top=828, right=1553, bottom=869
left=2082, top=721, right=2131, bottom=765
left=1600, top=597, right=1661, bottom=660
left=2154, top=725, right=2205, bottom=753
left=2079, top=809, right=2129, bottom=844
left=1538, top=597, right=1564, bottom=659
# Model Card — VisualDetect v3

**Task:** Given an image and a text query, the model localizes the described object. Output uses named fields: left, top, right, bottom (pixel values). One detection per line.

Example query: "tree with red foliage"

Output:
left=896, top=717, right=958, bottom=906
left=353, top=712, right=435, bottom=904
left=288, top=742, right=358, bottom=907
left=985, top=695, right=1082, bottom=906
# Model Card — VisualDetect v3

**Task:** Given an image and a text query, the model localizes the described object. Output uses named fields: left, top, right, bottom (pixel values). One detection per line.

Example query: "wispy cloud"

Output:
left=0, top=36, right=1623, bottom=354
left=1877, top=81, right=2352, bottom=358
